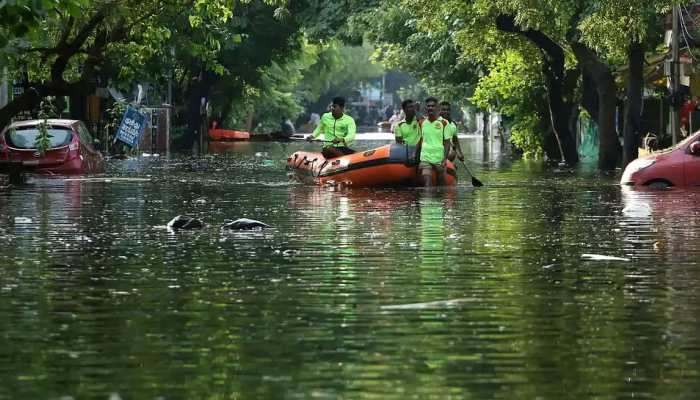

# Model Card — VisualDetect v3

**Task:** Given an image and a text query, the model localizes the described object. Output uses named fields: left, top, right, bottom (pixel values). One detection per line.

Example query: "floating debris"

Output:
left=581, top=254, right=631, bottom=262
left=381, top=298, right=475, bottom=310
left=167, top=215, right=204, bottom=230
left=221, top=218, right=271, bottom=231
left=63, top=177, right=151, bottom=183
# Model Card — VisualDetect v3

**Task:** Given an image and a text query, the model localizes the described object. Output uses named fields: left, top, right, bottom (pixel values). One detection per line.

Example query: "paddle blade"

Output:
left=457, top=159, right=484, bottom=187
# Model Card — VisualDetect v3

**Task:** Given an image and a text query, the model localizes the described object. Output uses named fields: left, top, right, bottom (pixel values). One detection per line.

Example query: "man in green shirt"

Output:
left=419, top=97, right=451, bottom=187
left=307, top=96, right=357, bottom=159
left=439, top=101, right=465, bottom=162
left=394, top=99, right=422, bottom=146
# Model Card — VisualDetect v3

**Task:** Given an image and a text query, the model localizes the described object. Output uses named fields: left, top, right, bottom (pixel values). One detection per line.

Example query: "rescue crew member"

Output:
left=307, top=96, right=357, bottom=159
left=439, top=101, right=465, bottom=162
left=394, top=99, right=422, bottom=146
left=419, top=97, right=450, bottom=187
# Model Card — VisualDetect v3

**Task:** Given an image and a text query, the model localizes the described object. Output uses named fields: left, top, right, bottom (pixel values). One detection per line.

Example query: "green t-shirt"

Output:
left=393, top=118, right=421, bottom=146
left=444, top=120, right=458, bottom=140
left=420, top=118, right=447, bottom=164
left=312, top=112, right=357, bottom=148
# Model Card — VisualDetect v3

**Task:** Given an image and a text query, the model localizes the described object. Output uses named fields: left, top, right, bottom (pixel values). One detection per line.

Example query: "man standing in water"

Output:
left=394, top=99, right=422, bottom=146
left=307, top=96, right=357, bottom=159
left=419, top=97, right=450, bottom=187
left=439, top=101, right=465, bottom=162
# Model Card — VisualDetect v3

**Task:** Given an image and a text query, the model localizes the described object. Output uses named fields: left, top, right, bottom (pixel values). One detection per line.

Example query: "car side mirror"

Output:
left=690, top=141, right=700, bottom=156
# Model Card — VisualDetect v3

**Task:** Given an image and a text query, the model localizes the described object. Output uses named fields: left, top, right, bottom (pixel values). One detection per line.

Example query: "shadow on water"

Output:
left=1, top=135, right=700, bottom=398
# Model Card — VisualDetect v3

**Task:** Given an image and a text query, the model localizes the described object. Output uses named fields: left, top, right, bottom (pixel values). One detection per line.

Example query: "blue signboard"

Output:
left=115, top=106, right=148, bottom=148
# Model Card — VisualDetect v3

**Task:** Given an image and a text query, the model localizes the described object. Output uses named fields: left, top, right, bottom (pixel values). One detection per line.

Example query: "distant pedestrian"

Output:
left=383, top=105, right=393, bottom=121
left=388, top=110, right=402, bottom=132
left=308, top=112, right=320, bottom=127
left=280, top=117, right=295, bottom=138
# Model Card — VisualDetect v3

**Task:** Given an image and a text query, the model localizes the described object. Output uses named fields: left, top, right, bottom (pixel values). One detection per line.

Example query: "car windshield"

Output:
left=5, top=127, right=73, bottom=149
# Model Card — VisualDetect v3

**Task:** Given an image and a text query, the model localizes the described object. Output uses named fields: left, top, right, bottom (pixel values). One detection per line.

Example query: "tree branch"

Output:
left=50, top=8, right=107, bottom=83
left=495, top=15, right=565, bottom=77
left=58, top=16, right=75, bottom=48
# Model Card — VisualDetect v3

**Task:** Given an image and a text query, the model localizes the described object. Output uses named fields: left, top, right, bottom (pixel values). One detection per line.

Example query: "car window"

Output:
left=6, top=127, right=73, bottom=149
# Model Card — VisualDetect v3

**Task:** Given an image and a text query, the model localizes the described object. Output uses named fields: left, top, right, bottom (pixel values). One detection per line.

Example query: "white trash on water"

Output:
left=381, top=298, right=475, bottom=311
left=581, top=254, right=631, bottom=262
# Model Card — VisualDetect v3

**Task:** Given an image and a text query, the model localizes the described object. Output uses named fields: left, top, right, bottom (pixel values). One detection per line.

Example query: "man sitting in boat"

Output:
left=394, top=99, right=422, bottom=146
left=419, top=97, right=451, bottom=187
left=306, top=96, right=357, bottom=159
left=440, top=101, right=465, bottom=163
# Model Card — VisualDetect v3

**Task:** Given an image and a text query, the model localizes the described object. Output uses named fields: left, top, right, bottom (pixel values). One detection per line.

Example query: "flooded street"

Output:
left=1, top=136, right=700, bottom=399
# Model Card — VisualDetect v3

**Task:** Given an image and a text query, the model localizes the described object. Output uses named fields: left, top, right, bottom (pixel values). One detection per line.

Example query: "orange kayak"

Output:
left=209, top=129, right=250, bottom=141
left=286, top=144, right=457, bottom=187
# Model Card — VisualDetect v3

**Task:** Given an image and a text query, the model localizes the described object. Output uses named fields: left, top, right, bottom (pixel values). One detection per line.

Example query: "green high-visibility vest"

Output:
left=444, top=120, right=458, bottom=140
left=393, top=118, right=421, bottom=146
left=312, top=112, right=357, bottom=147
left=420, top=117, right=447, bottom=164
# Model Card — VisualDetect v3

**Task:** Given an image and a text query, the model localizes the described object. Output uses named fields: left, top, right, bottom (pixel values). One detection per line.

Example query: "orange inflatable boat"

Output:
left=286, top=144, right=457, bottom=187
left=209, top=129, right=250, bottom=141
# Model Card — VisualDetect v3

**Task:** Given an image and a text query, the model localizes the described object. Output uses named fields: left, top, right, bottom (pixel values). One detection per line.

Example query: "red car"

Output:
left=621, top=131, right=700, bottom=188
left=0, top=119, right=104, bottom=175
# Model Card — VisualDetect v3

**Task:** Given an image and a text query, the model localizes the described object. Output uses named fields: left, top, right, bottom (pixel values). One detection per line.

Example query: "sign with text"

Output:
left=115, top=106, right=148, bottom=148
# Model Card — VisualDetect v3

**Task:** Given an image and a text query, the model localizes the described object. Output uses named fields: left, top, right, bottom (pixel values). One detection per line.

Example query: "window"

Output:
left=6, top=127, right=73, bottom=149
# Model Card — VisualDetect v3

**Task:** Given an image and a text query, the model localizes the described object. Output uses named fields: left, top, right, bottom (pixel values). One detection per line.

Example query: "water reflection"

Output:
left=2, top=139, right=700, bottom=398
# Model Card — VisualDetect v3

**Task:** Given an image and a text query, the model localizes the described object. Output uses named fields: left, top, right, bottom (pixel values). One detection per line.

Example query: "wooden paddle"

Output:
left=457, top=158, right=484, bottom=187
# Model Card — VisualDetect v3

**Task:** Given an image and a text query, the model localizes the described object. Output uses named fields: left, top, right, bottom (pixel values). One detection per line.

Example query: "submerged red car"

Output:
left=0, top=119, right=104, bottom=175
left=621, top=131, right=700, bottom=189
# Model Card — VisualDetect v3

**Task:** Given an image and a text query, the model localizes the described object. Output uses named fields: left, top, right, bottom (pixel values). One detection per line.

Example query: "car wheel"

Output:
left=646, top=180, right=672, bottom=190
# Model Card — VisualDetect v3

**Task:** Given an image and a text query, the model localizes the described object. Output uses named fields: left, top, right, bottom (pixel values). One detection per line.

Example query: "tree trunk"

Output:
left=572, top=43, right=621, bottom=170
left=0, top=87, right=43, bottom=129
left=546, top=83, right=578, bottom=164
left=0, top=12, right=119, bottom=130
left=183, top=70, right=215, bottom=151
left=597, top=79, right=619, bottom=170
left=581, top=73, right=599, bottom=121
left=623, top=42, right=644, bottom=167
left=496, top=14, right=579, bottom=165
left=245, top=110, right=254, bottom=133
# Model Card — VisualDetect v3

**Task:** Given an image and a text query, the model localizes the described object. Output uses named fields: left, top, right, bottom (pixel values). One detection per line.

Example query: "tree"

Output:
left=0, top=1, right=300, bottom=136
left=370, top=0, right=677, bottom=169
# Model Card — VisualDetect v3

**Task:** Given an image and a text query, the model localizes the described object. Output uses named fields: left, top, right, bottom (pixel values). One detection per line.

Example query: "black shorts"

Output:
left=322, top=146, right=355, bottom=159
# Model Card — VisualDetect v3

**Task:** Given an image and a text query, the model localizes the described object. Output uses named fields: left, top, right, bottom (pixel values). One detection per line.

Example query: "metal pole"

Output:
left=381, top=74, right=385, bottom=107
left=660, top=97, right=664, bottom=137
left=671, top=5, right=681, bottom=145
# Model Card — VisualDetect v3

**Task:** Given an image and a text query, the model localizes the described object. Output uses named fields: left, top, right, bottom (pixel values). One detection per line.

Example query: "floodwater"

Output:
left=1, top=135, right=700, bottom=399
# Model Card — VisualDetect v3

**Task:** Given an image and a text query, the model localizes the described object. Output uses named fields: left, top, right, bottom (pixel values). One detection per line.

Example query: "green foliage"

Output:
left=577, top=0, right=675, bottom=60
left=360, top=0, right=681, bottom=159
left=104, top=101, right=127, bottom=135
left=1, top=0, right=682, bottom=162
left=471, top=50, right=547, bottom=158
left=364, top=0, right=477, bottom=100
left=35, top=96, right=58, bottom=154
left=0, top=0, right=86, bottom=51
left=223, top=42, right=385, bottom=132
left=510, top=114, right=545, bottom=159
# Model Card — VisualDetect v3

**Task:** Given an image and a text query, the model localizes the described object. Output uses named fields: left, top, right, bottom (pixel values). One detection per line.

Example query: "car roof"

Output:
left=9, top=119, right=80, bottom=129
